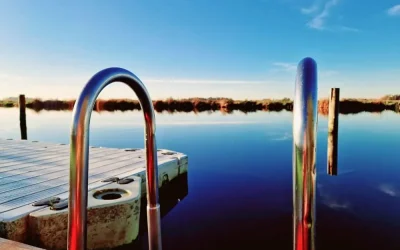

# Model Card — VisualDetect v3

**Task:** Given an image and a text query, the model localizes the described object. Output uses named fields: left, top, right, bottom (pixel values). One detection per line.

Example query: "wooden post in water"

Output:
left=327, top=88, right=339, bottom=175
left=19, top=94, right=27, bottom=140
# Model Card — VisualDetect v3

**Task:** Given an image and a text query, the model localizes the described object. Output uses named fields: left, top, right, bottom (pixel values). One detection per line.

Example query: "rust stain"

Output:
left=0, top=216, right=29, bottom=243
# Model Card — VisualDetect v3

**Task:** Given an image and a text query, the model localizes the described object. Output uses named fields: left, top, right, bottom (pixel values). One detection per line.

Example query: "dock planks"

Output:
left=0, top=138, right=187, bottom=222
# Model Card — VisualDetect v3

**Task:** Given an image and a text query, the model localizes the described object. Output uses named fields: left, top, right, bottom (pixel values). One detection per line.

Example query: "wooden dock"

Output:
left=0, top=138, right=188, bottom=249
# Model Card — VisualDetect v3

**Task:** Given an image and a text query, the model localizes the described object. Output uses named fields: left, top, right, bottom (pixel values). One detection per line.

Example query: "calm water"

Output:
left=1, top=107, right=400, bottom=250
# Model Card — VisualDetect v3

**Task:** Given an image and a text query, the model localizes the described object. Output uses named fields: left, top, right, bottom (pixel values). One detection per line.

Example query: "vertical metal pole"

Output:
left=293, top=57, right=318, bottom=250
left=327, top=88, right=339, bottom=176
left=68, top=67, right=162, bottom=250
left=19, top=94, right=27, bottom=140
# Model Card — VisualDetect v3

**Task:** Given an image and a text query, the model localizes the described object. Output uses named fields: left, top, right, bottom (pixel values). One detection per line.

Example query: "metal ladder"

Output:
left=293, top=57, right=318, bottom=250
left=67, top=67, right=162, bottom=250
left=66, top=57, right=318, bottom=250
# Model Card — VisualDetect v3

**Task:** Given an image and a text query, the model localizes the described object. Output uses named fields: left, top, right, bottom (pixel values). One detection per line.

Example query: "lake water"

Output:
left=1, top=107, right=400, bottom=250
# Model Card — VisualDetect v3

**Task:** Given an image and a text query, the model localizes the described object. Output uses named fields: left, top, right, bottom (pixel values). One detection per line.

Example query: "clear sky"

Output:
left=0, top=0, right=399, bottom=100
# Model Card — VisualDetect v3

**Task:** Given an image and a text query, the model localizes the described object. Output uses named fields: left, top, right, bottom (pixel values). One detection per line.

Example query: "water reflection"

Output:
left=1, top=108, right=400, bottom=249
left=318, top=184, right=351, bottom=211
left=378, top=183, right=400, bottom=198
left=271, top=132, right=292, bottom=141
left=118, top=174, right=189, bottom=250
left=1, top=102, right=399, bottom=116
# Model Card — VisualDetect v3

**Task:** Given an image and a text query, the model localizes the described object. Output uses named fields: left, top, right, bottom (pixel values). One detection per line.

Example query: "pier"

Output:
left=0, top=138, right=188, bottom=249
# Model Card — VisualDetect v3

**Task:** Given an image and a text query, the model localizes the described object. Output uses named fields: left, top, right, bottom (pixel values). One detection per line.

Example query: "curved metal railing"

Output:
left=67, top=67, right=162, bottom=250
left=293, top=57, right=318, bottom=250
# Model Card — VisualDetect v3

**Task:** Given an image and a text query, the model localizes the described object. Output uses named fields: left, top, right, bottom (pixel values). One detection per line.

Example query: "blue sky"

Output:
left=0, top=0, right=399, bottom=100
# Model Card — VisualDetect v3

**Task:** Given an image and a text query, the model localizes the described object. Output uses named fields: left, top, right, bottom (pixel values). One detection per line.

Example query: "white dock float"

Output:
left=0, top=138, right=188, bottom=249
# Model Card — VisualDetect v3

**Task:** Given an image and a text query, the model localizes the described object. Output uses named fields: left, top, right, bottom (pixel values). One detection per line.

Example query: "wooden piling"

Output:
left=327, top=88, right=339, bottom=175
left=19, top=94, right=27, bottom=140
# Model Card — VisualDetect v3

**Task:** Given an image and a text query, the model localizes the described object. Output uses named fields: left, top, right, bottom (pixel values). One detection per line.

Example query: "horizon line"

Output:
left=1, top=94, right=400, bottom=102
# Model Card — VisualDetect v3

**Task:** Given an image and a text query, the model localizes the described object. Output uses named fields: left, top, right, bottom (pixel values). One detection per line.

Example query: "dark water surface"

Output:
left=1, top=108, right=400, bottom=250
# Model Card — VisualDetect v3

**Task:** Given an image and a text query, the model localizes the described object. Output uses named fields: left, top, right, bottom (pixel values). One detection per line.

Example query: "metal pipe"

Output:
left=67, top=67, right=162, bottom=250
left=292, top=57, right=318, bottom=250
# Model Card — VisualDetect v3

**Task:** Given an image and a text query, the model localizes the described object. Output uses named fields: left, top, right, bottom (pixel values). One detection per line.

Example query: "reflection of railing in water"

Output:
left=114, top=173, right=189, bottom=249
left=68, top=67, right=162, bottom=250
left=293, top=57, right=318, bottom=250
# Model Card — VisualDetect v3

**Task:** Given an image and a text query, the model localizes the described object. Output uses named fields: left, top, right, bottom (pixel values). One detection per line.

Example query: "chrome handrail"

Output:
left=67, top=67, right=162, bottom=250
left=293, top=57, right=318, bottom=250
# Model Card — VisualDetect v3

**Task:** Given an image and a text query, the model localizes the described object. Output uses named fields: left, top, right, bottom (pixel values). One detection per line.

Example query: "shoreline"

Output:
left=0, top=97, right=399, bottom=115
